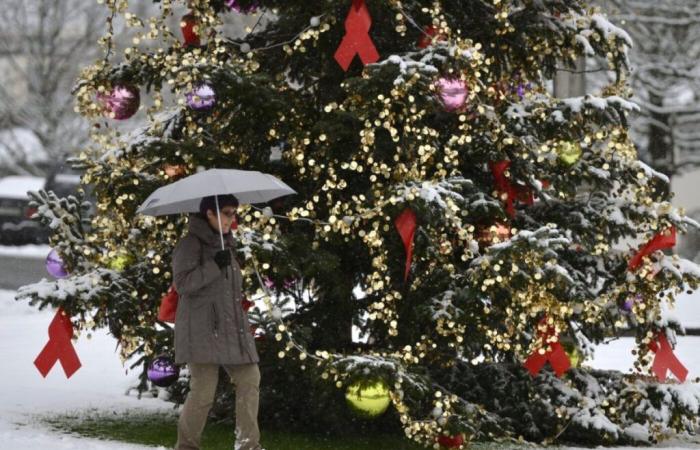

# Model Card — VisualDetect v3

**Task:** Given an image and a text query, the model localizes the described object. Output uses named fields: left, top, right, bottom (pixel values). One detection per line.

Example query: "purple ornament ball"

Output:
left=622, top=294, right=641, bottom=312
left=226, top=0, right=258, bottom=13
left=147, top=356, right=180, bottom=387
left=436, top=77, right=468, bottom=112
left=514, top=82, right=533, bottom=99
left=97, top=84, right=140, bottom=120
left=46, top=248, right=69, bottom=279
left=186, top=83, right=216, bottom=111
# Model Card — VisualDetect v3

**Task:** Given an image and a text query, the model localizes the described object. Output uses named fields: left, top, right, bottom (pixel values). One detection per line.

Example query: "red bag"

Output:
left=158, top=285, right=179, bottom=323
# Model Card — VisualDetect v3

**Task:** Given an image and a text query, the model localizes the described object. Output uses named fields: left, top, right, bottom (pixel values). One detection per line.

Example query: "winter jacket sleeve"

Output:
left=172, top=235, right=221, bottom=296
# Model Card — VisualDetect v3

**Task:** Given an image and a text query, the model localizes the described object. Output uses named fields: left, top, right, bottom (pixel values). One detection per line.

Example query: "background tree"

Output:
left=602, top=0, right=700, bottom=178
left=17, top=0, right=700, bottom=448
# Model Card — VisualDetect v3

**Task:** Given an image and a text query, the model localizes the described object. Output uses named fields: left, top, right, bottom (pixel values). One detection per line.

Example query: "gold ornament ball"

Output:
left=557, top=141, right=582, bottom=165
left=345, top=380, right=391, bottom=418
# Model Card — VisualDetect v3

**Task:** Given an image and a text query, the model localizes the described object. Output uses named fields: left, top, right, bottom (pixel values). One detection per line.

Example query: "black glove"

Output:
left=214, top=250, right=232, bottom=269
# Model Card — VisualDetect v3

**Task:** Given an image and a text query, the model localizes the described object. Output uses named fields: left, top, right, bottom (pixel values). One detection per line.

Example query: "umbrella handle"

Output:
left=215, top=195, right=225, bottom=250
left=215, top=195, right=228, bottom=280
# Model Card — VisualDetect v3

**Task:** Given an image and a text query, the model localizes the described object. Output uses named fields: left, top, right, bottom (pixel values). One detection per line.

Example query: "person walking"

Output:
left=172, top=194, right=263, bottom=450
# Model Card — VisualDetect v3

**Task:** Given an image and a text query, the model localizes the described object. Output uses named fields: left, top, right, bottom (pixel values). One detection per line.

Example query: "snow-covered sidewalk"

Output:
left=2, top=287, right=700, bottom=449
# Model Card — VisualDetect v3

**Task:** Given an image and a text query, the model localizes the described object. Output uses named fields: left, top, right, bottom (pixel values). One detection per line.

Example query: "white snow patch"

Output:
left=0, top=244, right=51, bottom=258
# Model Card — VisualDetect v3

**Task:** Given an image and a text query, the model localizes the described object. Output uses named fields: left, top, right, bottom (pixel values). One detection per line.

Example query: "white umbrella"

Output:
left=137, top=168, right=296, bottom=249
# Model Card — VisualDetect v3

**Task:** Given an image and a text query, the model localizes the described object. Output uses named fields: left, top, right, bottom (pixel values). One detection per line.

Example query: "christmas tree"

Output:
left=18, top=0, right=700, bottom=447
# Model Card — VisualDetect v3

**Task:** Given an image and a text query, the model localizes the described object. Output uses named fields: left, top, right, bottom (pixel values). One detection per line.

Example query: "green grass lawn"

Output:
left=38, top=409, right=527, bottom=450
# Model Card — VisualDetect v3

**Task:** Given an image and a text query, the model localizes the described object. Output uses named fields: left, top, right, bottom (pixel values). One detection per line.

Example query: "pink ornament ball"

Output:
left=226, top=0, right=258, bottom=13
left=436, top=77, right=468, bottom=112
left=97, top=84, right=140, bottom=120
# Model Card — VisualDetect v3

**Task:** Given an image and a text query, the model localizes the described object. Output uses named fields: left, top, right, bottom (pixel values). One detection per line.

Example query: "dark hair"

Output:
left=199, top=194, right=239, bottom=217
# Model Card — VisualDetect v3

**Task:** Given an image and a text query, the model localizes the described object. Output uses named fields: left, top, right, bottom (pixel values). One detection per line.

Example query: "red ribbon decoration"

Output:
left=523, top=322, right=571, bottom=378
left=490, top=160, right=533, bottom=218
left=628, top=227, right=677, bottom=271
left=648, top=332, right=688, bottom=382
left=437, top=434, right=464, bottom=448
left=418, top=25, right=444, bottom=49
left=395, top=208, right=417, bottom=282
left=334, top=0, right=380, bottom=71
left=181, top=13, right=200, bottom=47
left=34, top=308, right=82, bottom=378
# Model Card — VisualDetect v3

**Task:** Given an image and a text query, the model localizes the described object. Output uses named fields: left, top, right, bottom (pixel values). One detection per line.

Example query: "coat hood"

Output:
left=187, top=214, right=235, bottom=249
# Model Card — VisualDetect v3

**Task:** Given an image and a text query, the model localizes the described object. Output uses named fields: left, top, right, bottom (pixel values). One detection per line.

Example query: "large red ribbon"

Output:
left=648, top=332, right=688, bottom=382
left=334, top=0, right=380, bottom=71
left=395, top=208, right=417, bottom=282
left=523, top=322, right=571, bottom=378
left=181, top=13, right=200, bottom=47
left=628, top=227, right=676, bottom=271
left=34, top=308, right=81, bottom=378
left=490, top=160, right=533, bottom=218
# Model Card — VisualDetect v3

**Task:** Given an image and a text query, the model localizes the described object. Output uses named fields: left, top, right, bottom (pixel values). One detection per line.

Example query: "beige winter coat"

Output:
left=172, top=214, right=259, bottom=365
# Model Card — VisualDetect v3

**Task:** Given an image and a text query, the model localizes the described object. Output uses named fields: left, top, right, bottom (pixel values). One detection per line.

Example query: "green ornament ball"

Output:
left=108, top=254, right=131, bottom=271
left=345, top=380, right=391, bottom=418
left=557, top=141, right=582, bottom=165
left=562, top=342, right=582, bottom=368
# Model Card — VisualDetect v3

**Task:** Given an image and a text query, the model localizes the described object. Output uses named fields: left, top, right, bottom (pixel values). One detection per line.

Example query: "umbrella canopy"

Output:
left=136, top=168, right=296, bottom=216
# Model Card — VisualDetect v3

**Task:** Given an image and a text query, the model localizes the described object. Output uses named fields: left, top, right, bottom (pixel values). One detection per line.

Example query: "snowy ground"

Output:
left=1, top=285, right=700, bottom=449
left=0, top=289, right=172, bottom=450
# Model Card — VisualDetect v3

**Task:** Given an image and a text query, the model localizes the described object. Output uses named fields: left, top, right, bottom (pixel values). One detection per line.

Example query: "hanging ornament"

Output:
left=34, top=308, right=82, bottom=378
left=97, top=84, right=140, bottom=120
left=108, top=254, right=132, bottom=272
left=394, top=208, right=417, bottom=282
left=163, top=164, right=187, bottom=179
left=436, top=77, right=468, bottom=112
left=515, top=81, right=533, bottom=99
left=561, top=341, right=582, bottom=368
left=147, top=355, right=180, bottom=387
left=437, top=433, right=464, bottom=448
left=621, top=294, right=641, bottom=312
left=186, top=83, right=216, bottom=111
left=334, top=0, right=380, bottom=71
left=628, top=227, right=676, bottom=271
left=345, top=380, right=391, bottom=418
left=225, top=0, right=258, bottom=13
left=46, top=248, right=69, bottom=279
left=418, top=25, right=446, bottom=49
left=556, top=141, right=582, bottom=166
left=523, top=320, right=571, bottom=378
left=180, top=12, right=200, bottom=47
left=477, top=222, right=511, bottom=247
left=648, top=332, right=688, bottom=382
left=490, top=160, right=534, bottom=218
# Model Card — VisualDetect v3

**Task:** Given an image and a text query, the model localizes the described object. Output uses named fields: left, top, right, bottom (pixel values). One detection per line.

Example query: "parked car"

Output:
left=0, top=176, right=46, bottom=245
